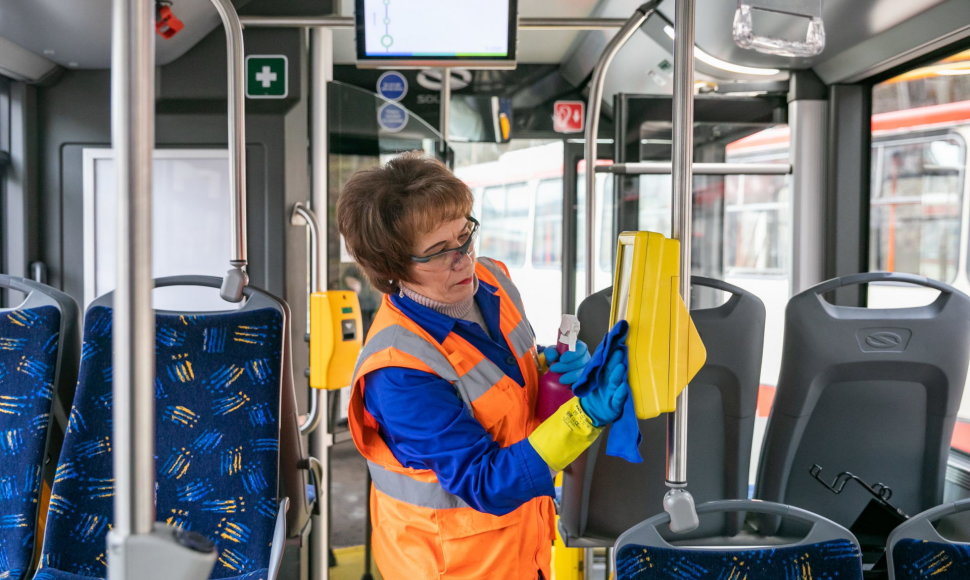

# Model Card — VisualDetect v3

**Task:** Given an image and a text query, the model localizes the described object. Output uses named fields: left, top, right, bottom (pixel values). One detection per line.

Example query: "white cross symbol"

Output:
left=255, top=65, right=277, bottom=88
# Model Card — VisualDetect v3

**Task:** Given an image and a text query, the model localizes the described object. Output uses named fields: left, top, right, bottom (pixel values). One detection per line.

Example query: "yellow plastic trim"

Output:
left=610, top=231, right=707, bottom=419
left=309, top=291, right=363, bottom=390
left=551, top=472, right=583, bottom=580
left=528, top=397, right=602, bottom=472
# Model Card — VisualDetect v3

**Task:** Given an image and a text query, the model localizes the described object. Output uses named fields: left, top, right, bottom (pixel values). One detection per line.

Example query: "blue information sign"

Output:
left=377, top=102, right=409, bottom=132
left=376, top=71, right=408, bottom=102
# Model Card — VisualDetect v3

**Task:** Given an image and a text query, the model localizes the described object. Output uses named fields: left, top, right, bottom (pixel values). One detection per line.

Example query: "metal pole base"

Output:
left=107, top=523, right=217, bottom=580
left=663, top=487, right=699, bottom=533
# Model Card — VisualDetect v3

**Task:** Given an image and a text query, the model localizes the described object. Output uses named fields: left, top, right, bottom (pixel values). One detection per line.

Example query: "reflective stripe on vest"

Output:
left=354, top=323, right=508, bottom=406
left=354, top=323, right=458, bottom=382
left=368, top=460, right=471, bottom=510
left=478, top=258, right=535, bottom=359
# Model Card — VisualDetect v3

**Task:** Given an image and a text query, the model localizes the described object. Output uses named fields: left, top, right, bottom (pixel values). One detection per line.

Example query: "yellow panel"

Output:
left=551, top=472, right=583, bottom=580
left=610, top=232, right=706, bottom=419
left=309, top=291, right=363, bottom=390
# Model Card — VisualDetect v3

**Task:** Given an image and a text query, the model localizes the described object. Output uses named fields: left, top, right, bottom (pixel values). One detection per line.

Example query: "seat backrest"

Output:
left=614, top=499, right=864, bottom=580
left=0, top=275, right=79, bottom=580
left=755, top=272, right=970, bottom=536
left=887, top=500, right=970, bottom=579
left=559, top=277, right=765, bottom=546
left=36, top=276, right=308, bottom=580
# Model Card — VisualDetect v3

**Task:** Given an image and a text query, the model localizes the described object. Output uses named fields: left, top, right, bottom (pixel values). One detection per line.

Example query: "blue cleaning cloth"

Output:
left=571, top=320, right=642, bottom=463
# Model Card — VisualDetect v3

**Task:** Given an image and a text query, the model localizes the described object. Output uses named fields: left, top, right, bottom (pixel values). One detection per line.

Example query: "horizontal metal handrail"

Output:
left=239, top=15, right=628, bottom=30
left=600, top=161, right=792, bottom=175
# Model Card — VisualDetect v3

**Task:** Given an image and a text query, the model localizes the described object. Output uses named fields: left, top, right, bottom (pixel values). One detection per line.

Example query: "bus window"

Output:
left=868, top=50, right=970, bottom=434
left=532, top=178, right=563, bottom=269
left=575, top=172, right=614, bottom=286
left=869, top=137, right=965, bottom=282
left=723, top=174, right=790, bottom=276
left=479, top=182, right=530, bottom=267
left=638, top=175, right=673, bottom=236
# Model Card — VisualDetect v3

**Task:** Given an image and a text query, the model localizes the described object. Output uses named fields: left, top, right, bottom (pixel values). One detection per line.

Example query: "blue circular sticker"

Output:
left=376, top=71, right=408, bottom=102
left=377, top=102, right=409, bottom=133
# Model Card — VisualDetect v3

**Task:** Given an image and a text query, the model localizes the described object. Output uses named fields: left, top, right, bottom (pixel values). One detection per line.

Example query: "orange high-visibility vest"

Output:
left=349, top=258, right=554, bottom=579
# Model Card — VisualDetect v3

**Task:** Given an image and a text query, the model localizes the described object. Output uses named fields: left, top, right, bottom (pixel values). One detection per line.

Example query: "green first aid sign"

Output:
left=246, top=55, right=288, bottom=99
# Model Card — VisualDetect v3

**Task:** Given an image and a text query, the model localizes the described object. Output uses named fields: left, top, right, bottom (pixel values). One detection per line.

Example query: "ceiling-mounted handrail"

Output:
left=582, top=1, right=660, bottom=298
left=210, top=0, right=249, bottom=302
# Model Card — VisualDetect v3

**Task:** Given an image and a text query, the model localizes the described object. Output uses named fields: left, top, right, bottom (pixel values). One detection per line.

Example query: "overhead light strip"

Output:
left=663, top=26, right=780, bottom=76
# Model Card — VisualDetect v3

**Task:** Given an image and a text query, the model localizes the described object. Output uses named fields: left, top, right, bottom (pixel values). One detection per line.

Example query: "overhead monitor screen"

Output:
left=355, top=0, right=517, bottom=68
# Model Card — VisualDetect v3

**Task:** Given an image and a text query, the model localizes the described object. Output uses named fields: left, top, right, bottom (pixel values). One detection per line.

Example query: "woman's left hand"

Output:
left=544, top=340, right=591, bottom=385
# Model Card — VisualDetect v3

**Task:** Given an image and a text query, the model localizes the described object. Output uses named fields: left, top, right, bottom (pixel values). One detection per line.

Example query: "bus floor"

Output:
left=320, top=434, right=611, bottom=580
left=329, top=433, right=379, bottom=578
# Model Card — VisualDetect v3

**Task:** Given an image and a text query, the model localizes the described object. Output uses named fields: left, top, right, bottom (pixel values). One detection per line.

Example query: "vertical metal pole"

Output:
left=790, top=99, right=827, bottom=294
left=666, top=0, right=695, bottom=489
left=210, top=0, right=249, bottom=301
left=309, top=26, right=333, bottom=580
left=582, top=3, right=657, bottom=297
left=440, top=68, right=451, bottom=153
left=110, top=0, right=156, bottom=555
left=214, top=0, right=247, bottom=266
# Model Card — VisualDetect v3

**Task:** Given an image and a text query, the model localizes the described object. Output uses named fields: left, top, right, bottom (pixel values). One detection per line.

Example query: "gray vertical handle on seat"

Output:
left=615, top=499, right=858, bottom=551
left=208, top=0, right=249, bottom=303
left=0, top=274, right=65, bottom=310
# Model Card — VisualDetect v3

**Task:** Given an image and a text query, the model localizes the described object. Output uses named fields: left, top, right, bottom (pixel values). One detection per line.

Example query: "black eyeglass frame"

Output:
left=410, top=217, right=480, bottom=264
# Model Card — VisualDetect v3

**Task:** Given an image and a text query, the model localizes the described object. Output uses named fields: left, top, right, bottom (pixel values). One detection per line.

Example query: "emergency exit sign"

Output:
left=246, top=55, right=288, bottom=99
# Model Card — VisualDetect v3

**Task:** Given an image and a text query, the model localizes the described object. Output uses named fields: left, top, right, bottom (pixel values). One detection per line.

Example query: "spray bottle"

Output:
left=536, top=314, right=582, bottom=421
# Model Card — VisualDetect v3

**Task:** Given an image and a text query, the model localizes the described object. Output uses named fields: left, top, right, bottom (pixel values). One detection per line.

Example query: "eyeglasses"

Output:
left=410, top=217, right=480, bottom=271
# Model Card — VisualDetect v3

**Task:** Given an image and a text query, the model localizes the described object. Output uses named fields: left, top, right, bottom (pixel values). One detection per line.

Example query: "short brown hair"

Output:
left=336, top=152, right=473, bottom=294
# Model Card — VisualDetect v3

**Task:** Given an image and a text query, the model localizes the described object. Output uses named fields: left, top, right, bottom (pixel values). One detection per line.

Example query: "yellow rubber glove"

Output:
left=528, top=396, right=602, bottom=472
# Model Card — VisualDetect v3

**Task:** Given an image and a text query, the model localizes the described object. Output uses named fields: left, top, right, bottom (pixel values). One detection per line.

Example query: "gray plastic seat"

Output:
left=755, top=272, right=970, bottom=539
left=887, top=500, right=970, bottom=579
left=560, top=277, right=765, bottom=546
left=614, top=499, right=863, bottom=580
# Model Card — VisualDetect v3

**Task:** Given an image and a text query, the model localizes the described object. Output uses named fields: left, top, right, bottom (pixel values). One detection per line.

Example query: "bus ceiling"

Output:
left=0, top=0, right=965, bottom=97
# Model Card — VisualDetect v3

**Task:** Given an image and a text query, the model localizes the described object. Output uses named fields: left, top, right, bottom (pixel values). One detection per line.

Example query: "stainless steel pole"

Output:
left=582, top=1, right=660, bottom=297
left=603, top=161, right=791, bottom=175
left=210, top=0, right=250, bottom=301
left=663, top=0, right=699, bottom=534
left=110, top=0, right=156, bottom=543
left=440, top=68, right=451, bottom=148
left=790, top=99, right=827, bottom=294
left=667, top=0, right=695, bottom=486
left=309, top=26, right=334, bottom=580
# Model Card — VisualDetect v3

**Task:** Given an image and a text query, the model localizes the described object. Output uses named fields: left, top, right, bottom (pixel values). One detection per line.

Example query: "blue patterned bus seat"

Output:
left=0, top=306, right=62, bottom=580
left=35, top=305, right=284, bottom=580
left=616, top=538, right=863, bottom=579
